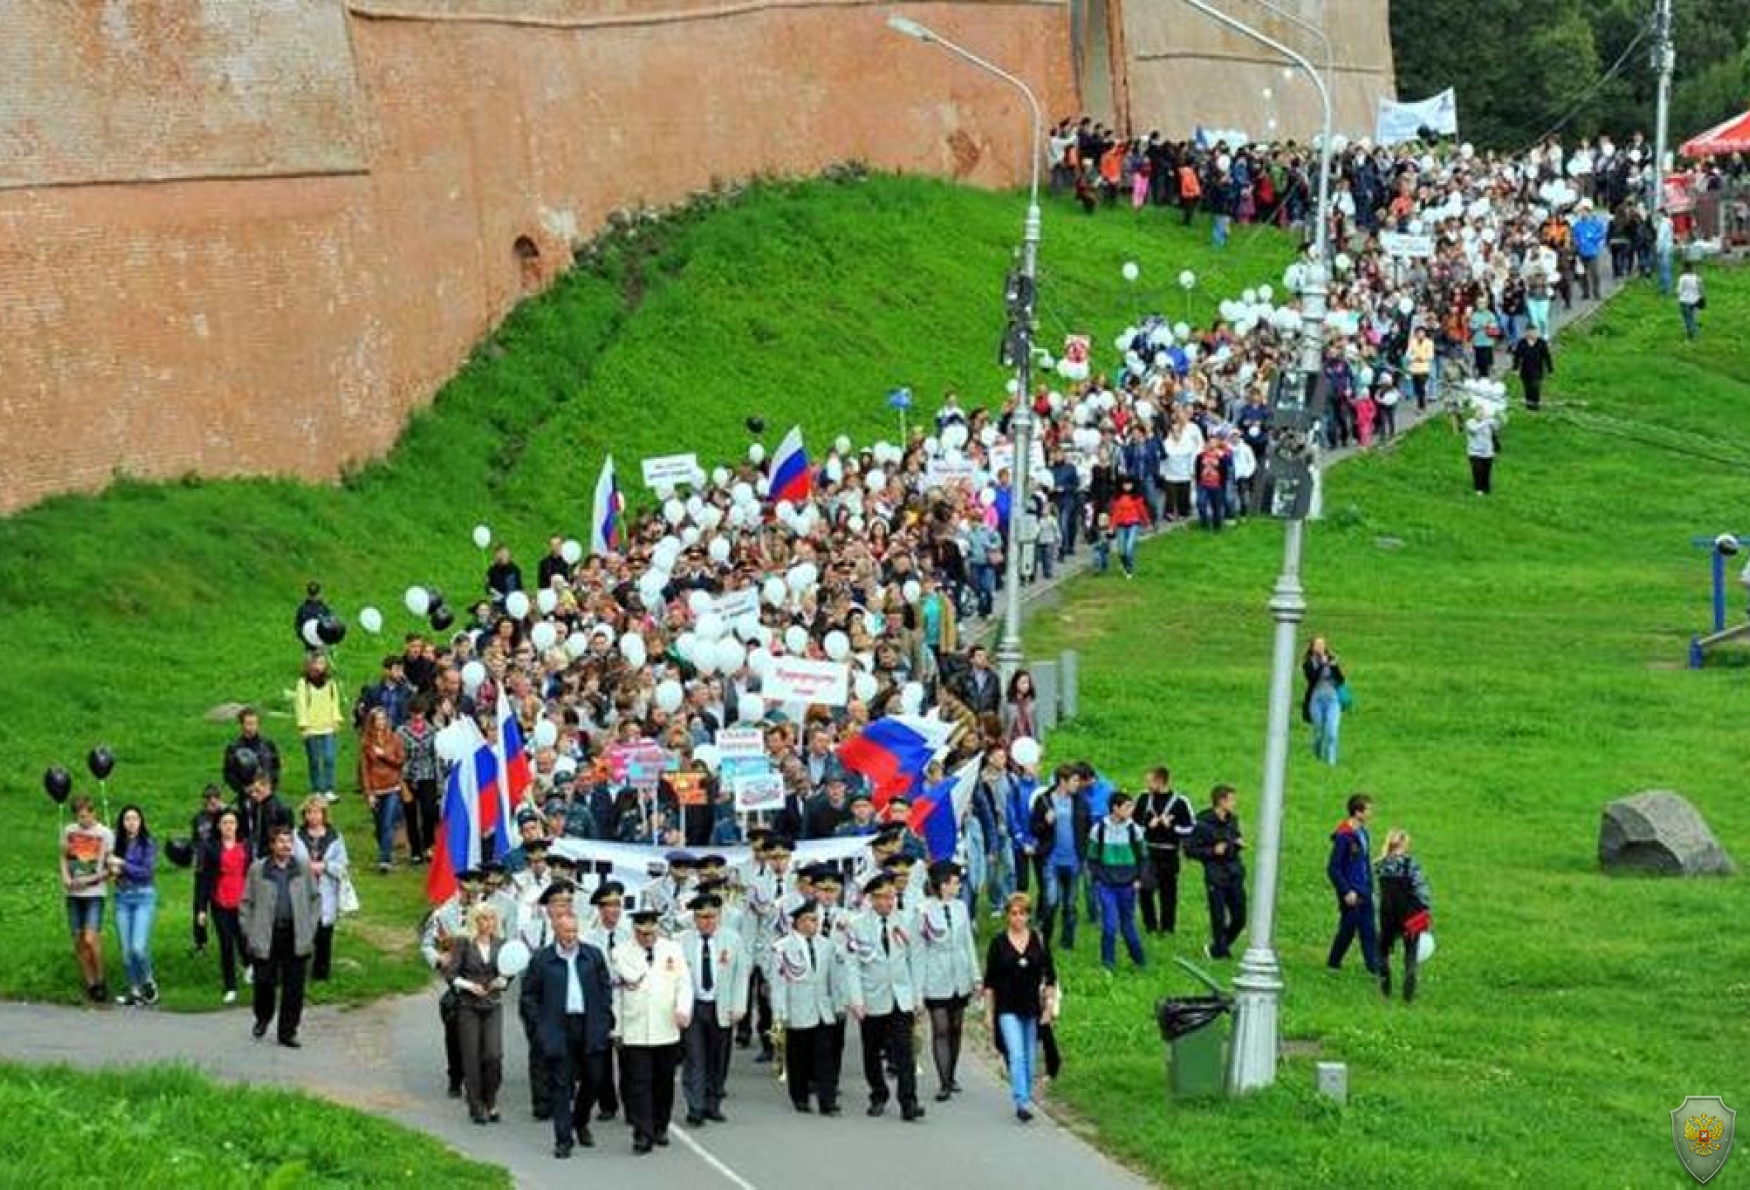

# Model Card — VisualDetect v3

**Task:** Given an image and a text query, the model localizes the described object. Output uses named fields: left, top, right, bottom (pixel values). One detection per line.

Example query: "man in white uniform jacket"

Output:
left=771, top=900, right=845, bottom=1115
left=845, top=872, right=926, bottom=1122
left=674, top=892, right=748, bottom=1126
left=612, top=908, right=693, bottom=1155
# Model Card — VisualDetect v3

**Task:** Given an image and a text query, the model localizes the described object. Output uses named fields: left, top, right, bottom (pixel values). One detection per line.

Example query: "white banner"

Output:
left=924, top=459, right=978, bottom=490
left=1375, top=89, right=1458, bottom=145
left=641, top=452, right=700, bottom=488
left=711, top=586, right=760, bottom=622
left=761, top=657, right=850, bottom=707
left=1379, top=231, right=1435, bottom=259
left=549, top=835, right=872, bottom=903
left=714, top=725, right=766, bottom=761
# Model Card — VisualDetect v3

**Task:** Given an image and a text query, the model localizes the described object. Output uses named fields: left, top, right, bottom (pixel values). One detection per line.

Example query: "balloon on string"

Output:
left=902, top=580, right=921, bottom=604
left=783, top=625, right=809, bottom=654
left=561, top=538, right=584, bottom=565
left=712, top=466, right=731, bottom=487
left=434, top=720, right=476, bottom=765
left=619, top=632, right=648, bottom=668
left=663, top=499, right=687, bottom=527
left=693, top=744, right=721, bottom=773
left=680, top=527, right=701, bottom=548
left=687, top=590, right=713, bottom=617
left=405, top=586, right=431, bottom=617
left=531, top=719, right=559, bottom=750
left=429, top=604, right=455, bottom=632
left=87, top=746, right=116, bottom=781
left=564, top=632, right=589, bottom=660
left=654, top=680, right=684, bottom=714
left=536, top=588, right=559, bottom=616
left=853, top=671, right=879, bottom=703
left=1011, top=736, right=1042, bottom=767
left=1121, top=260, right=1140, bottom=282
left=738, top=694, right=765, bottom=724
left=714, top=638, right=745, bottom=674
left=495, top=939, right=531, bottom=979
left=1179, top=269, right=1197, bottom=290
left=317, top=614, right=347, bottom=646
left=748, top=444, right=766, bottom=465
left=745, top=416, right=766, bottom=435
left=43, top=766, right=72, bottom=805
left=530, top=621, right=558, bottom=653
left=504, top=591, right=532, bottom=621
left=708, top=537, right=732, bottom=564
left=461, top=661, right=487, bottom=694
left=359, top=606, right=384, bottom=635
left=822, top=630, right=851, bottom=662
left=301, top=619, right=324, bottom=649
left=696, top=613, right=727, bottom=642
left=232, top=747, right=260, bottom=785
left=472, top=524, right=492, bottom=549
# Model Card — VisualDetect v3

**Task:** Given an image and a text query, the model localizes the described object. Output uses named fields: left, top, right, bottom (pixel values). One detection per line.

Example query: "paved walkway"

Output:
left=0, top=990, right=1146, bottom=1190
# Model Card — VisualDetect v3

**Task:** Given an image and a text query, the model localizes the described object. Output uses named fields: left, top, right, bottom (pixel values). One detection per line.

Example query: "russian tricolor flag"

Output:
left=839, top=713, right=953, bottom=804
left=494, top=690, right=532, bottom=842
left=767, top=426, right=812, bottom=505
left=427, top=725, right=500, bottom=904
left=914, top=753, right=983, bottom=863
left=590, top=454, right=622, bottom=557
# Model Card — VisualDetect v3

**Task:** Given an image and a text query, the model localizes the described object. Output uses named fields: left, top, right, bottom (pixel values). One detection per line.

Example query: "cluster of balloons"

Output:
left=405, top=584, right=456, bottom=632
left=300, top=613, right=347, bottom=650
left=41, top=746, right=116, bottom=806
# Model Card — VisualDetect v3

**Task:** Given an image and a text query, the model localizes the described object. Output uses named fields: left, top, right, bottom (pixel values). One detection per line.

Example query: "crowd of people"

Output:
left=60, top=118, right=1696, bottom=1154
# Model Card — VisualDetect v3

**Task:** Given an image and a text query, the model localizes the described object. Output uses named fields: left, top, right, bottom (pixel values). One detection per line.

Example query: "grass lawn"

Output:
left=0, top=173, right=1292, bottom=1010
left=0, top=1062, right=506, bottom=1187
left=1023, top=267, right=1750, bottom=1188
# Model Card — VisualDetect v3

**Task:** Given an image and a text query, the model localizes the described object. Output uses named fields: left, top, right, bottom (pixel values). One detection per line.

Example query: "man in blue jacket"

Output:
left=1325, top=793, right=1378, bottom=974
left=521, top=908, right=615, bottom=1159
left=1572, top=201, right=1608, bottom=301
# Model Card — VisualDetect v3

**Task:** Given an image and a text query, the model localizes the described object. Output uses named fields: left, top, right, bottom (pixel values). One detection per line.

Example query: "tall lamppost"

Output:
left=1178, top=0, right=1332, bottom=1095
left=888, top=14, right=1044, bottom=679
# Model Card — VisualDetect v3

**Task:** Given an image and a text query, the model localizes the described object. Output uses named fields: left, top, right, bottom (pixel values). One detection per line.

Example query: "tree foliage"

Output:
left=1391, top=0, right=1750, bottom=149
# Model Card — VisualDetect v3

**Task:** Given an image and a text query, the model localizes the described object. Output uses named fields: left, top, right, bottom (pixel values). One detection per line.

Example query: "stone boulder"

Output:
left=1599, top=791, right=1736, bottom=876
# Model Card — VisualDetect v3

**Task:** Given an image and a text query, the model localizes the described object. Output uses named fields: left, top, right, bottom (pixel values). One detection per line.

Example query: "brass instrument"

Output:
left=772, top=1021, right=788, bottom=1083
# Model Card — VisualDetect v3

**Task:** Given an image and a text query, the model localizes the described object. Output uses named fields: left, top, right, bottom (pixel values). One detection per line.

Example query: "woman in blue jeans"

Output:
left=1301, top=636, right=1346, bottom=765
left=982, top=893, right=1058, bottom=1122
left=109, top=804, right=159, bottom=1006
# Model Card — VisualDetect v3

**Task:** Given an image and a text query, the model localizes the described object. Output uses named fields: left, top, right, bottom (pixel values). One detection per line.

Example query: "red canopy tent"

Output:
left=1681, top=107, right=1750, bottom=158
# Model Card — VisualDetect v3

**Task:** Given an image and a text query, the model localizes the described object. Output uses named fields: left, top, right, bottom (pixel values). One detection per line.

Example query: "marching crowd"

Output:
left=59, top=119, right=1689, bottom=1156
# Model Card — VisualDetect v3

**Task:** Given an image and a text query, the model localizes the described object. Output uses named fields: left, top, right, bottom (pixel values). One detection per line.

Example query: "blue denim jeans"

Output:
left=1310, top=690, right=1341, bottom=764
left=114, top=886, right=157, bottom=989
left=1213, top=214, right=1230, bottom=248
left=970, top=563, right=996, bottom=616
left=1116, top=525, right=1139, bottom=574
left=1681, top=302, right=1699, bottom=340
left=1196, top=485, right=1226, bottom=531
left=997, top=1013, right=1038, bottom=1107
left=1095, top=881, right=1146, bottom=968
left=1040, top=862, right=1078, bottom=949
left=371, top=791, right=402, bottom=865
left=304, top=732, right=337, bottom=793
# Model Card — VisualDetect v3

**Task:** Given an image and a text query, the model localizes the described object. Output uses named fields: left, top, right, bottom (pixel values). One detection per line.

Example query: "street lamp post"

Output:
left=1178, top=0, right=1333, bottom=1095
left=888, top=15, right=1044, bottom=679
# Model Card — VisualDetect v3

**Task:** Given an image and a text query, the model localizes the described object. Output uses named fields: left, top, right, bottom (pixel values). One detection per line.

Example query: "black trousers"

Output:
left=682, top=1001, right=733, bottom=1115
left=253, top=922, right=307, bottom=1041
left=213, top=905, right=244, bottom=992
left=860, top=1009, right=918, bottom=1109
left=739, top=969, right=773, bottom=1053
left=440, top=988, right=464, bottom=1091
left=1469, top=455, right=1494, bottom=494
left=310, top=922, right=334, bottom=981
left=405, top=778, right=440, bottom=858
left=457, top=1001, right=504, bottom=1113
left=1139, top=849, right=1181, bottom=934
left=620, top=1042, right=682, bottom=1143
left=520, top=1003, right=550, bottom=1115
left=785, top=1023, right=840, bottom=1110
left=1205, top=880, right=1247, bottom=959
left=548, top=1019, right=610, bottom=1147
left=1522, top=376, right=1543, bottom=409
left=192, top=880, right=208, bottom=950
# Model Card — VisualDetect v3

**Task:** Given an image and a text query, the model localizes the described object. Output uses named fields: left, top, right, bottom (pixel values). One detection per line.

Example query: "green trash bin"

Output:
left=1155, top=958, right=1232, bottom=1099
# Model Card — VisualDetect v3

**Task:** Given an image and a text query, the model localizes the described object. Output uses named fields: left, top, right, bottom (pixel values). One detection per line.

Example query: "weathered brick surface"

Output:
left=0, top=0, right=1078, bottom=513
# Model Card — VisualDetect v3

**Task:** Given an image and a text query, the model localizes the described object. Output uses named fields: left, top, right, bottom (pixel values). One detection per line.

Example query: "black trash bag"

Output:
left=1155, top=995, right=1230, bottom=1041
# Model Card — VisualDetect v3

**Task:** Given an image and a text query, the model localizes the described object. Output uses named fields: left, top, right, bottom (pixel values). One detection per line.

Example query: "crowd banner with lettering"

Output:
left=641, top=453, right=701, bottom=488
left=1375, top=88, right=1458, bottom=145
left=712, top=586, right=761, bottom=621
left=731, top=771, right=786, bottom=813
left=761, top=657, right=850, bottom=707
left=1379, top=231, right=1435, bottom=259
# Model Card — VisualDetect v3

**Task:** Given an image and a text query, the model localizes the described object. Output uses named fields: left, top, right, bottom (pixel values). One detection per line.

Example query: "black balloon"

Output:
left=43, top=766, right=72, bottom=805
left=317, top=614, right=347, bottom=645
left=745, top=416, right=765, bottom=435
left=87, top=746, right=115, bottom=781
left=165, top=838, right=196, bottom=869
left=233, top=746, right=260, bottom=783
left=429, top=604, right=455, bottom=631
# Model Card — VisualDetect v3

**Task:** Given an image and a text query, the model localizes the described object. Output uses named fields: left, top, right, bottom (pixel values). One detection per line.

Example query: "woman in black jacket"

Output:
left=444, top=901, right=509, bottom=1124
left=983, top=892, right=1058, bottom=1122
left=1301, top=636, right=1346, bottom=766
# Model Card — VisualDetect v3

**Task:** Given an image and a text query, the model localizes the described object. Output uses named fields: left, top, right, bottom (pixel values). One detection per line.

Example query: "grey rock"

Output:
left=1599, top=791, right=1736, bottom=876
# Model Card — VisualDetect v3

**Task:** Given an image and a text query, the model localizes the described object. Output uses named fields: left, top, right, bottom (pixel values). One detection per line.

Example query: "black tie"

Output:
left=880, top=917, right=891, bottom=956
left=645, top=948, right=655, bottom=966
left=701, top=936, right=714, bottom=991
left=807, top=937, right=817, bottom=971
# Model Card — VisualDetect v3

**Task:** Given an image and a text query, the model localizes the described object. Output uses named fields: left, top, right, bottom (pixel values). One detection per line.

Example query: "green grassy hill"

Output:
left=0, top=173, right=1292, bottom=1008
left=1026, top=269, right=1750, bottom=1187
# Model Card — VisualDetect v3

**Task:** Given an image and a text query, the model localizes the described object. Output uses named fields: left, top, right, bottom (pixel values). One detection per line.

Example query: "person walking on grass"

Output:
left=241, top=824, right=321, bottom=1048
left=196, top=807, right=250, bottom=1004
left=1677, top=261, right=1705, bottom=341
left=1302, top=635, right=1346, bottom=764
left=1085, top=791, right=1147, bottom=972
left=1376, top=829, right=1434, bottom=1003
left=1326, top=794, right=1379, bottom=976
left=1187, top=784, right=1246, bottom=961
left=1135, top=766, right=1193, bottom=936
left=109, top=804, right=159, bottom=1007
left=1109, top=478, right=1149, bottom=578
left=294, top=652, right=344, bottom=804
left=1511, top=325, right=1554, bottom=411
left=358, top=706, right=406, bottom=874
left=61, top=793, right=113, bottom=1004
left=1464, top=402, right=1501, bottom=496
left=294, top=795, right=350, bottom=982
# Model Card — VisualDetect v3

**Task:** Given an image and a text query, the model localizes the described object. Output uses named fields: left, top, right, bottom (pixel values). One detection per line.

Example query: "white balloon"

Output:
left=1259, top=284, right=1274, bottom=302
left=902, top=580, right=921, bottom=604
left=663, top=499, right=686, bottom=526
left=1011, top=736, right=1042, bottom=767
left=532, top=719, right=559, bottom=750
left=1173, top=322, right=1191, bottom=341
left=564, top=633, right=590, bottom=660
left=697, top=613, right=727, bottom=642
left=763, top=577, right=788, bottom=607
left=824, top=630, right=850, bottom=661
left=867, top=469, right=886, bottom=492
left=472, top=524, right=492, bottom=549
left=359, top=606, right=383, bottom=635
left=505, top=590, right=531, bottom=621
left=1242, top=288, right=1258, bottom=305
left=531, top=621, right=558, bottom=653
left=638, top=573, right=667, bottom=606
left=686, top=590, right=713, bottom=616
left=748, top=443, right=766, bottom=465
left=1179, top=269, right=1196, bottom=290
left=686, top=495, right=705, bottom=519
left=738, top=694, right=765, bottom=724
left=619, top=632, right=647, bottom=668
left=536, top=588, right=559, bottom=616
left=784, top=625, right=809, bottom=653
left=655, top=680, right=684, bottom=713
left=900, top=682, right=924, bottom=713
left=681, top=526, right=701, bottom=547
left=301, top=619, right=323, bottom=649
left=708, top=536, right=732, bottom=564
left=734, top=613, right=762, bottom=641
left=835, top=435, right=852, bottom=455
left=561, top=538, right=583, bottom=565
left=461, top=661, right=487, bottom=694
left=677, top=631, right=700, bottom=662
left=1121, top=260, right=1140, bottom=282
left=716, top=638, right=746, bottom=674
left=853, top=671, right=879, bottom=702
left=404, top=586, right=431, bottom=617
left=731, top=481, right=755, bottom=506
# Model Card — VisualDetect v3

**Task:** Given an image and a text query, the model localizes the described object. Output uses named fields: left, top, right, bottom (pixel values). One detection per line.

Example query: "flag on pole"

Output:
left=425, top=719, right=488, bottom=904
left=767, top=426, right=812, bottom=505
left=839, top=712, right=954, bottom=806
left=914, top=753, right=983, bottom=862
left=590, top=454, right=622, bottom=556
left=493, top=690, right=531, bottom=853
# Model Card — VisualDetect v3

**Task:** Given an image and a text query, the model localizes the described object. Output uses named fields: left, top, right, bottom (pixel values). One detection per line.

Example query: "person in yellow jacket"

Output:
left=612, top=909, right=694, bottom=1154
left=294, top=653, right=345, bottom=804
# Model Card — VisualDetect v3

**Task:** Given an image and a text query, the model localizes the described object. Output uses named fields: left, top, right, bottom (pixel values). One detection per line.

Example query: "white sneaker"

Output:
left=322, top=792, right=340, bottom=804
left=244, top=966, right=254, bottom=986
left=223, top=990, right=237, bottom=1005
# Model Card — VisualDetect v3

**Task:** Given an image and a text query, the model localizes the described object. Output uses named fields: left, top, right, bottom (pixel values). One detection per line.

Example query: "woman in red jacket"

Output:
left=1109, top=478, right=1150, bottom=579
left=196, top=807, right=251, bottom=1004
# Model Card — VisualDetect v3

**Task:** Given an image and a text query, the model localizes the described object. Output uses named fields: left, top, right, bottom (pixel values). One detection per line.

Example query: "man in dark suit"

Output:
left=520, top=908, right=615, bottom=1159
left=955, top=646, right=1002, bottom=717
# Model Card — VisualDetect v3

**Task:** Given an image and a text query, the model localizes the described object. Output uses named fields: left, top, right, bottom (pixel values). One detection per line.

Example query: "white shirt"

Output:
left=1678, top=273, right=1703, bottom=306
left=557, top=942, right=585, bottom=1014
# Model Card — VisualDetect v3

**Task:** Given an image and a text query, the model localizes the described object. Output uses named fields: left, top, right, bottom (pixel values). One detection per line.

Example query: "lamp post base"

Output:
left=1227, top=944, right=1284, bottom=1094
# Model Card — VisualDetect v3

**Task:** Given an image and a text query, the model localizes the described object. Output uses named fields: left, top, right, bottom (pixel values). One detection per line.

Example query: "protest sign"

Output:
left=641, top=453, right=700, bottom=488
left=732, top=771, right=786, bottom=813
left=712, top=586, right=761, bottom=621
left=1380, top=231, right=1435, bottom=259
left=761, top=657, right=850, bottom=707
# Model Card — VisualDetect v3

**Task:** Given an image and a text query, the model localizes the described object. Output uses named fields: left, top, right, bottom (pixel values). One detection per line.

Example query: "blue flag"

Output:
left=887, top=387, right=913, bottom=411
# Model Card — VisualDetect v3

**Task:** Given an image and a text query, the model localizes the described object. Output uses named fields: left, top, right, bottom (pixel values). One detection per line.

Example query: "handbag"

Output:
left=1336, top=681, right=1355, bottom=712
left=338, top=871, right=362, bottom=915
